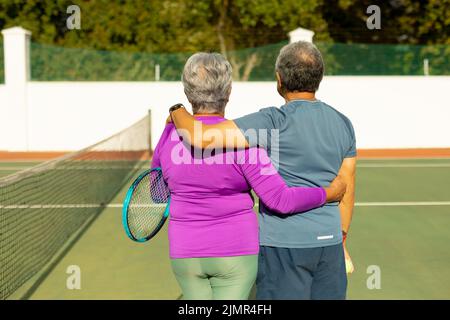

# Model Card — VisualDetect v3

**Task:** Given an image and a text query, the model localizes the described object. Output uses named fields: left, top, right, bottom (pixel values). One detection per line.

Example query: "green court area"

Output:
left=3, top=158, right=450, bottom=300
left=0, top=162, right=42, bottom=178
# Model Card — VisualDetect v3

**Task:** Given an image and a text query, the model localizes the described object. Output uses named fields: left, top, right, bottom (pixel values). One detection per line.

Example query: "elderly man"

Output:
left=169, top=41, right=356, bottom=300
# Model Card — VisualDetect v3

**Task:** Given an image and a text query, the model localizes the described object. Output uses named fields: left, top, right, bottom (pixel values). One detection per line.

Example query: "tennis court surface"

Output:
left=1, top=146, right=449, bottom=299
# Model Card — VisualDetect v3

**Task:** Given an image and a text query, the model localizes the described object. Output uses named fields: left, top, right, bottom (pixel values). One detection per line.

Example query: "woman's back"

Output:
left=152, top=116, right=259, bottom=259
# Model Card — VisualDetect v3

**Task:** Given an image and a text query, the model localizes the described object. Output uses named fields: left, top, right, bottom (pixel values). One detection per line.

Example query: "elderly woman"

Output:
left=151, top=52, right=345, bottom=300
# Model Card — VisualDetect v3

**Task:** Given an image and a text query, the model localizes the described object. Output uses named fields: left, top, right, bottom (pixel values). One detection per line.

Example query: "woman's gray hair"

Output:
left=182, top=52, right=232, bottom=114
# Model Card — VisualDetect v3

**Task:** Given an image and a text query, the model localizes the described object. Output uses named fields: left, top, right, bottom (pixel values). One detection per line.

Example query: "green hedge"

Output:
left=29, top=41, right=450, bottom=81
left=31, top=42, right=187, bottom=81
left=30, top=41, right=288, bottom=81
left=317, top=42, right=450, bottom=76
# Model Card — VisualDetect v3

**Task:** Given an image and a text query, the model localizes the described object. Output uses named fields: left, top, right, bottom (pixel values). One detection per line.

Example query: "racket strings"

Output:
left=127, top=170, right=169, bottom=240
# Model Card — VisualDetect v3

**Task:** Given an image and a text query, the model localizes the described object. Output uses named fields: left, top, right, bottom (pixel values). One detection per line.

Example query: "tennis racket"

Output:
left=122, top=167, right=170, bottom=242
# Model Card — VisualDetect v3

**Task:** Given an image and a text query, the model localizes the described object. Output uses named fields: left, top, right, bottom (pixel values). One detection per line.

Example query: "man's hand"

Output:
left=337, top=157, right=356, bottom=274
left=338, top=157, right=356, bottom=233
left=324, top=175, right=347, bottom=202
left=344, top=244, right=355, bottom=274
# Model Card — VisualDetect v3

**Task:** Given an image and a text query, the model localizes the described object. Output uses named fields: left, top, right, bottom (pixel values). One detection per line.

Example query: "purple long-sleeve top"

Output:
left=151, top=116, right=326, bottom=259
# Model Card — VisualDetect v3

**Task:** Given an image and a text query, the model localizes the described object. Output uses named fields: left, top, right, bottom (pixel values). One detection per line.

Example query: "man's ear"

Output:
left=275, top=71, right=285, bottom=98
left=276, top=72, right=282, bottom=87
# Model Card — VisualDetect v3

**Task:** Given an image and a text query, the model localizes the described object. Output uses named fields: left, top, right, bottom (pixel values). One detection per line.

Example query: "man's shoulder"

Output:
left=258, top=105, right=284, bottom=115
left=261, top=106, right=289, bottom=127
left=234, top=106, right=286, bottom=128
left=319, top=101, right=354, bottom=128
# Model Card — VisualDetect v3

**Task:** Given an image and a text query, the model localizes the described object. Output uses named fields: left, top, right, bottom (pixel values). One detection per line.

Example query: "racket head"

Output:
left=122, top=168, right=170, bottom=242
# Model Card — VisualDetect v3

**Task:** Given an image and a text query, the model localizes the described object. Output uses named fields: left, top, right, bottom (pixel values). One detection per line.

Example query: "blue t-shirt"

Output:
left=234, top=99, right=356, bottom=248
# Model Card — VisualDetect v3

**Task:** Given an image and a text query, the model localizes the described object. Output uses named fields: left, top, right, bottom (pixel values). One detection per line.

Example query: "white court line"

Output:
left=0, top=165, right=149, bottom=171
left=358, top=164, right=450, bottom=168
left=0, top=204, right=106, bottom=209
left=0, top=203, right=165, bottom=209
left=2, top=201, right=450, bottom=209
left=358, top=157, right=450, bottom=161
left=355, top=201, right=450, bottom=206
left=2, top=164, right=449, bottom=170
left=0, top=167, right=34, bottom=171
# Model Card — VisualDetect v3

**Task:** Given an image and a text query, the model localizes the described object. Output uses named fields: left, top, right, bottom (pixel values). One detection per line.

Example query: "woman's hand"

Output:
left=324, top=175, right=347, bottom=202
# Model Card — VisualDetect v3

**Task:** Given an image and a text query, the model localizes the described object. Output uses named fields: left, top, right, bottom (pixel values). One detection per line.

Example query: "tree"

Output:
left=211, top=0, right=329, bottom=79
left=322, top=0, right=449, bottom=45
left=0, top=0, right=447, bottom=79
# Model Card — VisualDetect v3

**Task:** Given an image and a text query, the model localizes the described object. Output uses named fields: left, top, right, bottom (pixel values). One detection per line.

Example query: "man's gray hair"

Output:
left=275, top=41, right=324, bottom=93
left=182, top=52, right=232, bottom=114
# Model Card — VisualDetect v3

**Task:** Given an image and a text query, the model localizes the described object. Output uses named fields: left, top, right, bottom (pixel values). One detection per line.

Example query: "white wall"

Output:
left=319, top=76, right=450, bottom=149
left=1, top=26, right=449, bottom=152
left=0, top=77, right=449, bottom=151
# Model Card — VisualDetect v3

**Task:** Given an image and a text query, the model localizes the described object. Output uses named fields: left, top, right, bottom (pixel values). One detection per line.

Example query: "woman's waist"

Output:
left=168, top=195, right=255, bottom=221
left=168, top=207, right=257, bottom=225
left=168, top=214, right=259, bottom=257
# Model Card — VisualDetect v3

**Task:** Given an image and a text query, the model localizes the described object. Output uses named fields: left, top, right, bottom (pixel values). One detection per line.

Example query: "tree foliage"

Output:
left=0, top=0, right=448, bottom=80
left=322, top=0, right=449, bottom=45
left=2, top=0, right=447, bottom=50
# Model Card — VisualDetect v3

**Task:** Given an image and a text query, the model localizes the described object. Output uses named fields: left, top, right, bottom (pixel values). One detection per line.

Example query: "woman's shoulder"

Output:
left=154, top=123, right=177, bottom=154
left=161, top=123, right=177, bottom=140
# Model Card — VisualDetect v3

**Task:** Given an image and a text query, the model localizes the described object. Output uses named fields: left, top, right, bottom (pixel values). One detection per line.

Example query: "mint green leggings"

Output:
left=171, top=255, right=258, bottom=300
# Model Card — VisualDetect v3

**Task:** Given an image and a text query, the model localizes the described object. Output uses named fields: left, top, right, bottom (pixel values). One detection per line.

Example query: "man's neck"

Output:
left=284, top=91, right=316, bottom=102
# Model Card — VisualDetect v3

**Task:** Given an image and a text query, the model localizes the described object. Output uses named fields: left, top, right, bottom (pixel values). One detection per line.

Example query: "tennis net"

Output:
left=0, top=114, right=151, bottom=299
